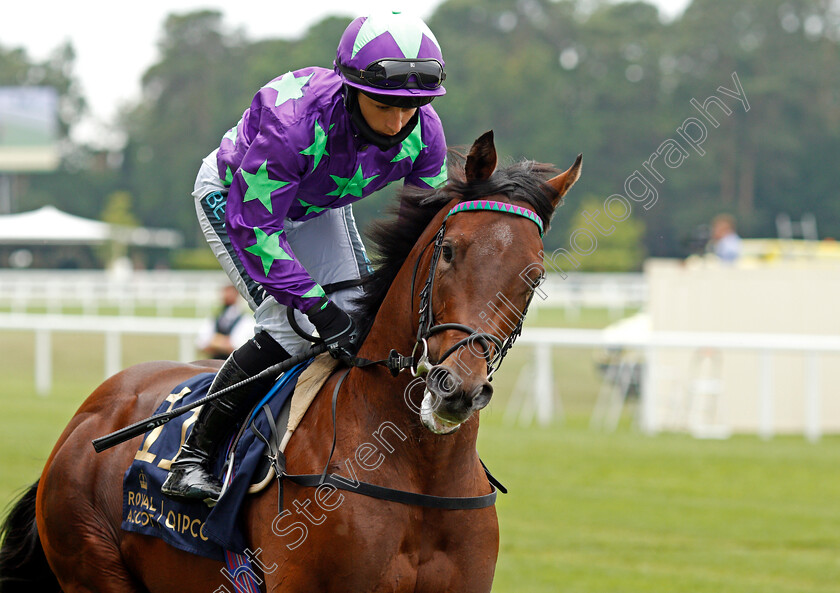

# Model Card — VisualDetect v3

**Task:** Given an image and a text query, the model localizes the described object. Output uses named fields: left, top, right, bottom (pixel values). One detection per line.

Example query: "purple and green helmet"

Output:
left=335, top=11, right=446, bottom=98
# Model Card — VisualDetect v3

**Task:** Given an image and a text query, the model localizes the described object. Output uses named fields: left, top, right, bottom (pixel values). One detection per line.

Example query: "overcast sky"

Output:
left=2, top=0, right=689, bottom=146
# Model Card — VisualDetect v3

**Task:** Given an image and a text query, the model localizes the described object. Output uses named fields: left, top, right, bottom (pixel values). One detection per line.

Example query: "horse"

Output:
left=0, top=131, right=581, bottom=593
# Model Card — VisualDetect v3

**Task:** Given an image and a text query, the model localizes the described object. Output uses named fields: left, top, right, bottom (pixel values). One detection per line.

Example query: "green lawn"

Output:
left=479, top=419, right=840, bottom=593
left=2, top=308, right=838, bottom=592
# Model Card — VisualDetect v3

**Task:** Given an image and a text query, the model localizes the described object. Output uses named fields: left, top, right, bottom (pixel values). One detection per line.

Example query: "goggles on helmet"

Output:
left=338, top=58, right=446, bottom=90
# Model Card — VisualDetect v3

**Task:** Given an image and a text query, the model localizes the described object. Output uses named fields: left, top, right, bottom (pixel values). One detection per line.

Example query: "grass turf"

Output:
left=478, top=418, right=840, bottom=593
left=1, top=309, right=838, bottom=591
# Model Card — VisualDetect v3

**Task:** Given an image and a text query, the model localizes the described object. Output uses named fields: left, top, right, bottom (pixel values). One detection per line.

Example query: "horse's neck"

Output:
left=350, top=203, right=481, bottom=465
left=355, top=202, right=451, bottom=368
left=354, top=284, right=417, bottom=375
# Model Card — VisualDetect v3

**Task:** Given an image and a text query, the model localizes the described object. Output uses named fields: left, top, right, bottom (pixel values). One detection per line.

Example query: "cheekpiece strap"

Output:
left=445, top=200, right=544, bottom=237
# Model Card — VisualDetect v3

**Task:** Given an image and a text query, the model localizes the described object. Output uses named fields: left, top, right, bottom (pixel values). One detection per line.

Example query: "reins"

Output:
left=283, top=199, right=542, bottom=380
left=91, top=198, right=542, bottom=511
left=354, top=199, right=543, bottom=380
left=248, top=198, right=545, bottom=512
left=335, top=199, right=542, bottom=381
left=91, top=200, right=542, bottom=453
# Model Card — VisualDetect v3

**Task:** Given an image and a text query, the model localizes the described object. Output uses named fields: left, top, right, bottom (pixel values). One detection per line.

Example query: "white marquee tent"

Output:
left=0, top=205, right=182, bottom=247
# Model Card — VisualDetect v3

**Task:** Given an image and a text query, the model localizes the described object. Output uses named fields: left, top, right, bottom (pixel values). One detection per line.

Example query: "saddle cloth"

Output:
left=121, top=354, right=337, bottom=559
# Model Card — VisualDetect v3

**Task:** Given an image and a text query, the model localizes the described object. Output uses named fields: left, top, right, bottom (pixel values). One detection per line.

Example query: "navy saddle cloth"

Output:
left=121, top=361, right=311, bottom=560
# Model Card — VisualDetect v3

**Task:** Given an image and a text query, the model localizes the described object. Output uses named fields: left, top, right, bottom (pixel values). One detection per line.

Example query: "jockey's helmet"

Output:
left=335, top=11, right=446, bottom=106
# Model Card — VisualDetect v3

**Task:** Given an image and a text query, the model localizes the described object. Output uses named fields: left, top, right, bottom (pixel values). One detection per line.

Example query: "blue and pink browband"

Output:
left=446, top=200, right=545, bottom=237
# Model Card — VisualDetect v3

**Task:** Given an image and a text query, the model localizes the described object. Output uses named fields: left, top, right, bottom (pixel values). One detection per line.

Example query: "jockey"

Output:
left=162, top=11, right=448, bottom=503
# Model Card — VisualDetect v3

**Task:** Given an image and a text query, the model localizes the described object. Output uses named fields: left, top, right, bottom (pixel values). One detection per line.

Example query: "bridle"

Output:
left=406, top=199, right=545, bottom=381
left=262, top=199, right=547, bottom=511
left=288, top=199, right=546, bottom=380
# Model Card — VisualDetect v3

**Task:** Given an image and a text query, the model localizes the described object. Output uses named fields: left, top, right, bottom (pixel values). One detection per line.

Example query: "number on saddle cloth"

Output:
left=121, top=361, right=312, bottom=557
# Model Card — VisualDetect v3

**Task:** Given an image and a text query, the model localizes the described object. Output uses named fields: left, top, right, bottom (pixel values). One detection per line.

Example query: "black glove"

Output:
left=306, top=298, right=358, bottom=359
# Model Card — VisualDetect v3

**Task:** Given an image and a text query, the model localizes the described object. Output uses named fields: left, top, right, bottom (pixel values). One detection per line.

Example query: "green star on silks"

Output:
left=262, top=72, right=313, bottom=107
left=327, top=165, right=379, bottom=199
left=299, top=120, right=333, bottom=172
left=302, top=284, right=326, bottom=301
left=298, top=198, right=329, bottom=216
left=244, top=227, right=293, bottom=277
left=239, top=160, right=290, bottom=214
left=222, top=165, right=234, bottom=187
left=419, top=156, right=448, bottom=188
left=391, top=119, right=427, bottom=164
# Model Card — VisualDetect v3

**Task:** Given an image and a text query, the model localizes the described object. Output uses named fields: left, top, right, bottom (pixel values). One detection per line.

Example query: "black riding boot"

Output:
left=161, top=332, right=290, bottom=504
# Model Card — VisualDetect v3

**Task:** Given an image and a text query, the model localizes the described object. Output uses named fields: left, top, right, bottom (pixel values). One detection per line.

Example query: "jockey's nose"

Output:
left=382, top=109, right=413, bottom=136
left=385, top=114, right=403, bottom=135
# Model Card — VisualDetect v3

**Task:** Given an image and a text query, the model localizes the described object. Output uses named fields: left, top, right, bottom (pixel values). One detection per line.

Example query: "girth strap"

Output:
left=250, top=404, right=287, bottom=511
left=318, top=368, right=353, bottom=484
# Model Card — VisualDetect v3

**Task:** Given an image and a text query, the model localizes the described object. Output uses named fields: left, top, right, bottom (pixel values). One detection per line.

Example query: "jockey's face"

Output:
left=357, top=92, right=417, bottom=137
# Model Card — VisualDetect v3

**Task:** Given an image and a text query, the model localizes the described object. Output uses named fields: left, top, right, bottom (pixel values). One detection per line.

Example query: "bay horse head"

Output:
left=357, top=130, right=582, bottom=435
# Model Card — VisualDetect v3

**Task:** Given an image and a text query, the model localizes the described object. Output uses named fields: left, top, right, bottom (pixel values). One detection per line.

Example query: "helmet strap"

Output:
left=344, top=86, right=419, bottom=152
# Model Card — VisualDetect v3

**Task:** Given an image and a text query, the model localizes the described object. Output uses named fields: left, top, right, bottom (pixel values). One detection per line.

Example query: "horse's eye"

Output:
left=441, top=244, right=454, bottom=263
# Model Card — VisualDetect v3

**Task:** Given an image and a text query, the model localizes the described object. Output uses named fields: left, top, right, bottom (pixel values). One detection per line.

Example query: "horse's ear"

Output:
left=465, top=131, right=497, bottom=182
left=546, top=154, right=582, bottom=208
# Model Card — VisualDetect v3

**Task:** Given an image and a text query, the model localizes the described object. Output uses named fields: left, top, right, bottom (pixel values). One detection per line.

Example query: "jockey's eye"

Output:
left=441, top=244, right=454, bottom=263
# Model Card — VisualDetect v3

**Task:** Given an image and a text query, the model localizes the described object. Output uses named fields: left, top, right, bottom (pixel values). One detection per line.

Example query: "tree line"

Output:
left=1, top=0, right=838, bottom=270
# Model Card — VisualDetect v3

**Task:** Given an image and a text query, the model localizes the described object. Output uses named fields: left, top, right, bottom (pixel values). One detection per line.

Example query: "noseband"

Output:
left=408, top=200, right=545, bottom=380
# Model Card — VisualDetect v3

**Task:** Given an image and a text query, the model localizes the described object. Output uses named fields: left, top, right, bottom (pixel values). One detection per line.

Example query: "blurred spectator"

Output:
left=195, top=285, right=254, bottom=359
left=708, top=214, right=741, bottom=262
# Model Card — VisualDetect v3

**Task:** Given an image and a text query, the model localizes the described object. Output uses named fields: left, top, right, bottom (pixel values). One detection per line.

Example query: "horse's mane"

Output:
left=353, top=151, right=561, bottom=341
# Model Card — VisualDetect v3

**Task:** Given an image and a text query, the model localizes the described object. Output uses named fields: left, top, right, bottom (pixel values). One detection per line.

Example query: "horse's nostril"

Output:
left=428, top=366, right=462, bottom=397
left=470, top=382, right=494, bottom=411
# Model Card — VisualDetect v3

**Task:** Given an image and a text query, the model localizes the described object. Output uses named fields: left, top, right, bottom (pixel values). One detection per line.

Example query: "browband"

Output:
left=446, top=200, right=545, bottom=237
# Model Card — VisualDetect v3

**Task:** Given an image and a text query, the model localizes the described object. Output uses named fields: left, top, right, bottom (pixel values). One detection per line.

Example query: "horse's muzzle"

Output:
left=420, top=365, right=494, bottom=434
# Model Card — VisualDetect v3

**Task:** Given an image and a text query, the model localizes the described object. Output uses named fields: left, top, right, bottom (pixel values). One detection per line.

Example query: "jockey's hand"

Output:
left=306, top=298, right=359, bottom=360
